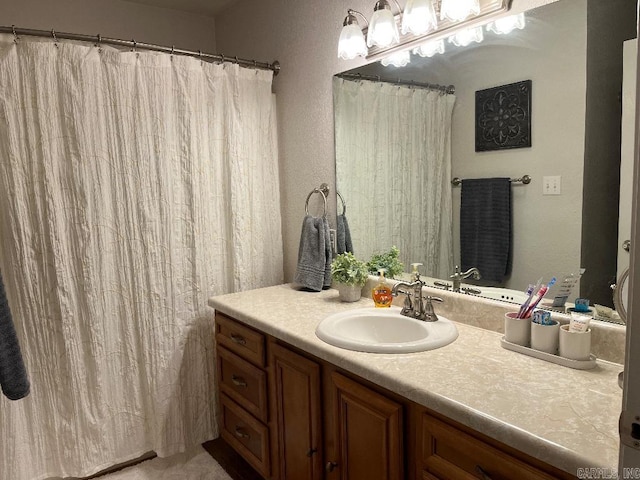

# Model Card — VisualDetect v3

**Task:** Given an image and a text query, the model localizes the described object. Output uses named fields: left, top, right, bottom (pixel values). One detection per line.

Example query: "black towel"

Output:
left=0, top=271, right=30, bottom=400
left=460, top=178, right=512, bottom=283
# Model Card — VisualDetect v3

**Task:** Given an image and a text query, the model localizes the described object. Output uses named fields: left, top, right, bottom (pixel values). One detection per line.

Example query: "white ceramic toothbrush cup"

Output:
left=504, top=312, right=531, bottom=347
left=530, top=320, right=560, bottom=354
left=559, top=324, right=592, bottom=361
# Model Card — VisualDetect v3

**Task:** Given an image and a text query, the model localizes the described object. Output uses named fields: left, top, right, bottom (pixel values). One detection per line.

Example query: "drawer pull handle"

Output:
left=231, top=375, right=248, bottom=387
left=325, top=461, right=338, bottom=473
left=230, top=334, right=247, bottom=345
left=234, top=427, right=250, bottom=440
left=306, top=448, right=317, bottom=457
left=475, top=465, right=494, bottom=480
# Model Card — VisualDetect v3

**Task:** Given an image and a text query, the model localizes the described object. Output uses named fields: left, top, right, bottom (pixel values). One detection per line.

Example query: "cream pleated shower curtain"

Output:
left=334, top=77, right=455, bottom=279
left=0, top=35, right=283, bottom=480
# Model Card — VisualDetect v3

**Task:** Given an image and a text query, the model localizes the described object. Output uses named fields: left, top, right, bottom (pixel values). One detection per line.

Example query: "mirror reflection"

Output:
left=334, top=0, right=636, bottom=320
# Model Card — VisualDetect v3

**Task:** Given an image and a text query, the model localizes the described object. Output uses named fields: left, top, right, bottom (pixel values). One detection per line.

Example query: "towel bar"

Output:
left=451, top=174, right=531, bottom=186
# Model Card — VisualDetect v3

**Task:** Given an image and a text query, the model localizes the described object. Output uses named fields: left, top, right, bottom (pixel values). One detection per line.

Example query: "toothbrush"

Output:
left=517, top=283, right=536, bottom=319
left=517, top=277, right=542, bottom=319
left=523, top=277, right=557, bottom=319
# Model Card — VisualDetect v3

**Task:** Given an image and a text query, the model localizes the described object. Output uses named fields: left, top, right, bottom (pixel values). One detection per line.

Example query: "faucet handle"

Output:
left=421, top=296, right=443, bottom=322
left=433, top=281, right=451, bottom=291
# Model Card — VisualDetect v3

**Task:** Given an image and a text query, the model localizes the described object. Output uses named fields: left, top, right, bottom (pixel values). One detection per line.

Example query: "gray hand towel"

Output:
left=0, top=271, right=30, bottom=400
left=460, top=178, right=512, bottom=283
left=294, top=215, right=329, bottom=292
left=322, top=217, right=332, bottom=289
left=336, top=214, right=354, bottom=254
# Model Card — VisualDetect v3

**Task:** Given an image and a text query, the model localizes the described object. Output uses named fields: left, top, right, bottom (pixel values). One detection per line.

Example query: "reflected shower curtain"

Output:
left=334, top=78, right=455, bottom=278
left=0, top=36, right=283, bottom=480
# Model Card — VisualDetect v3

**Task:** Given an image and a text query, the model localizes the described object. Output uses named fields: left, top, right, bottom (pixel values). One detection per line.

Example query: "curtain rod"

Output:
left=337, top=72, right=454, bottom=94
left=1, top=25, right=280, bottom=75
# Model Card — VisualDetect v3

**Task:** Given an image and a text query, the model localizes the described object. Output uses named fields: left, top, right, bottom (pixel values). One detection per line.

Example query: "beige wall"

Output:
left=0, top=0, right=216, bottom=52
left=215, top=0, right=560, bottom=282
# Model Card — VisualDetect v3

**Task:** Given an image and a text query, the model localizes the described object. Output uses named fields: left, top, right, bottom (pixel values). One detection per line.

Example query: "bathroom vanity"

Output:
left=209, top=284, right=623, bottom=480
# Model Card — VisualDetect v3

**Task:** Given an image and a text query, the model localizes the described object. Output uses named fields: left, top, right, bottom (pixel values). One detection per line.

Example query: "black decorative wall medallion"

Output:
left=475, top=80, right=531, bottom=152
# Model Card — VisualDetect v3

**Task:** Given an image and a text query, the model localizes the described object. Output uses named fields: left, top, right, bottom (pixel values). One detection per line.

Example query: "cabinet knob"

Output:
left=325, top=461, right=338, bottom=473
left=230, top=333, right=247, bottom=345
left=306, top=448, right=317, bottom=457
left=475, top=465, right=494, bottom=480
left=231, top=375, right=248, bottom=387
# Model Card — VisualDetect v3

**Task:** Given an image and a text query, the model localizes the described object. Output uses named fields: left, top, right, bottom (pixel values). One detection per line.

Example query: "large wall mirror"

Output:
left=334, top=0, right=636, bottom=320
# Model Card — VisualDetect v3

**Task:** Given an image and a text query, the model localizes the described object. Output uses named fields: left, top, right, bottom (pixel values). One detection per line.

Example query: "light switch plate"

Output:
left=543, top=176, right=561, bottom=195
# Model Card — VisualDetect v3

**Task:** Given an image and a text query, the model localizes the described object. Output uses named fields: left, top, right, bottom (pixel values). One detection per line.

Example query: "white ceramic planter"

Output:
left=336, top=283, right=363, bottom=302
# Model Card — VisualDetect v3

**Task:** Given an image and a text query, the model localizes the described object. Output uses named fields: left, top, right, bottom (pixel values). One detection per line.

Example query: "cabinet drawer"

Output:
left=216, top=313, right=265, bottom=367
left=217, top=346, right=268, bottom=422
left=421, top=414, right=559, bottom=480
left=220, top=393, right=271, bottom=478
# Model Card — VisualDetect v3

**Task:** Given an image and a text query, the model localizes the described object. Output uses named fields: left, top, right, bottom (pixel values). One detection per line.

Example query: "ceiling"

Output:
left=124, top=0, right=237, bottom=17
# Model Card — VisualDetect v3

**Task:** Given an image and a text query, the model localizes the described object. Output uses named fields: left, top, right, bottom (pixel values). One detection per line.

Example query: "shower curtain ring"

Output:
left=12, top=25, right=18, bottom=43
left=171, top=45, right=175, bottom=55
left=132, top=39, right=137, bottom=52
left=51, top=29, right=58, bottom=48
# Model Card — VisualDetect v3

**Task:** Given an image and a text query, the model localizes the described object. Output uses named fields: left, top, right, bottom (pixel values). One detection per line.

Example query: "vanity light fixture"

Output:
left=486, top=12, right=526, bottom=35
left=413, top=39, right=445, bottom=57
left=338, top=9, right=369, bottom=59
left=440, top=0, right=481, bottom=22
left=448, top=26, right=484, bottom=47
left=381, top=49, right=411, bottom=67
left=401, top=0, right=438, bottom=36
left=337, top=0, right=512, bottom=61
left=367, top=0, right=402, bottom=48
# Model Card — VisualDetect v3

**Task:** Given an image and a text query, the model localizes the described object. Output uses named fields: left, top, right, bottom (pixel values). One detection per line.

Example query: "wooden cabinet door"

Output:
left=270, top=342, right=323, bottom=480
left=327, top=372, right=403, bottom=480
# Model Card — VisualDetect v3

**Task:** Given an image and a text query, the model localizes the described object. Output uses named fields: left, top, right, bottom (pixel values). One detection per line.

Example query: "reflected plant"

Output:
left=367, top=246, right=404, bottom=279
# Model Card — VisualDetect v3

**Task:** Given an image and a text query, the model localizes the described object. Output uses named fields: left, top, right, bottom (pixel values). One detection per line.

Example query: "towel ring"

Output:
left=337, top=190, right=346, bottom=216
left=305, top=188, right=327, bottom=217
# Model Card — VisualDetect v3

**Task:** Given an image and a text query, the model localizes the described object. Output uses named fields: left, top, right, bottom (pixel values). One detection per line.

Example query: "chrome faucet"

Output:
left=391, top=271, right=443, bottom=322
left=450, top=265, right=481, bottom=292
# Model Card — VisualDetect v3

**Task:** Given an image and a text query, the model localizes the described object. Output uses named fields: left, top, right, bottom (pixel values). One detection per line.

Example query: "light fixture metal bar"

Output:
left=365, top=0, right=512, bottom=60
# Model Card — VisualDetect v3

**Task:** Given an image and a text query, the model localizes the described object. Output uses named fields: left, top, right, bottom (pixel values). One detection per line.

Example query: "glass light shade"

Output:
left=367, top=7, right=400, bottom=48
left=486, top=13, right=526, bottom=35
left=381, top=50, right=411, bottom=67
left=413, top=39, right=445, bottom=57
left=401, top=0, right=438, bottom=35
left=440, top=0, right=481, bottom=22
left=448, top=26, right=484, bottom=47
left=338, top=24, right=368, bottom=59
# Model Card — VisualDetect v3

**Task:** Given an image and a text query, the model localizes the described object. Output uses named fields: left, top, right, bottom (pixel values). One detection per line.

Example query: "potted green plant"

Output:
left=331, top=252, right=369, bottom=302
left=367, top=246, right=404, bottom=279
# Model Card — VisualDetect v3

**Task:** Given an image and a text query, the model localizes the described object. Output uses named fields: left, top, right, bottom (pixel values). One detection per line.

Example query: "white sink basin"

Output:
left=315, top=306, right=458, bottom=353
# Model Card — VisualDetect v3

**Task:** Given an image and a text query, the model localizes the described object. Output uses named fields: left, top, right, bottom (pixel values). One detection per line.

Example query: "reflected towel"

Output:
left=460, top=178, right=512, bottom=283
left=295, top=215, right=330, bottom=292
left=336, top=214, right=353, bottom=254
left=0, top=271, right=30, bottom=400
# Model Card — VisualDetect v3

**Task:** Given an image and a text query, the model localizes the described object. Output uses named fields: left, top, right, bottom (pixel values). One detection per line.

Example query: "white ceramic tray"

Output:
left=500, top=337, right=597, bottom=370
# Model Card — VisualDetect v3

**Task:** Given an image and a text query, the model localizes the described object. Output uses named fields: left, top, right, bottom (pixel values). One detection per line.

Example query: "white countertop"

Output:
left=208, top=283, right=623, bottom=475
